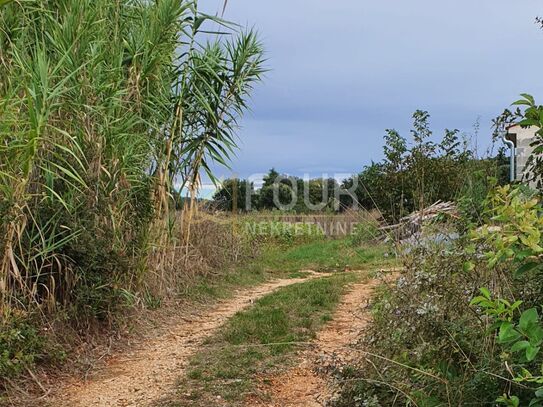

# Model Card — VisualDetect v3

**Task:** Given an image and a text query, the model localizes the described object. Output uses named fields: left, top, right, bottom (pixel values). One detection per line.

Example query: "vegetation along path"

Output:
left=53, top=271, right=337, bottom=407
left=249, top=275, right=384, bottom=407
left=49, top=268, right=390, bottom=407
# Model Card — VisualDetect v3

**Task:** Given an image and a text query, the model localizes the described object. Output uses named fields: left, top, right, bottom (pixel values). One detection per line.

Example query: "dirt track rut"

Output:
left=52, top=271, right=331, bottom=407
left=249, top=276, right=381, bottom=406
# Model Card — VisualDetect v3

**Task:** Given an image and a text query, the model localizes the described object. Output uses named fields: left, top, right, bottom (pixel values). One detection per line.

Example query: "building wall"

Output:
left=507, top=125, right=538, bottom=181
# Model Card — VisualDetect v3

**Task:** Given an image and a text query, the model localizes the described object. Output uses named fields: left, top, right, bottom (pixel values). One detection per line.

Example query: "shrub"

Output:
left=333, top=186, right=543, bottom=406
left=333, top=233, right=510, bottom=404
left=340, top=112, right=507, bottom=222
left=349, top=219, right=381, bottom=246
left=0, top=312, right=48, bottom=380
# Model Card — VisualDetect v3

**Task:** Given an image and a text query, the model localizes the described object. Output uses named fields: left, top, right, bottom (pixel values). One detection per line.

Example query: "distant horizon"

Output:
left=190, top=171, right=356, bottom=199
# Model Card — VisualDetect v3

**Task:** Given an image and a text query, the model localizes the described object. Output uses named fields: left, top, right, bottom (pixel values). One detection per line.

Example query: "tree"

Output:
left=212, top=179, right=256, bottom=212
left=343, top=111, right=506, bottom=221
left=258, top=169, right=297, bottom=210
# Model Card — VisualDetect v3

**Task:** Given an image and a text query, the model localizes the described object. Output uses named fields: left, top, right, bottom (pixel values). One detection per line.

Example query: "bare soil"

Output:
left=248, top=275, right=383, bottom=407
left=47, top=271, right=330, bottom=407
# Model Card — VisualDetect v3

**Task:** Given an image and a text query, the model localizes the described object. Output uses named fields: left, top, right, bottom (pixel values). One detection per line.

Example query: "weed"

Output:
left=0, top=0, right=264, bottom=391
left=169, top=273, right=359, bottom=406
left=0, top=312, right=54, bottom=380
left=260, top=239, right=393, bottom=273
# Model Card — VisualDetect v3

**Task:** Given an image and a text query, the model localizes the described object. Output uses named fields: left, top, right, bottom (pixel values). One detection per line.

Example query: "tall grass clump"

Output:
left=0, top=0, right=264, bottom=381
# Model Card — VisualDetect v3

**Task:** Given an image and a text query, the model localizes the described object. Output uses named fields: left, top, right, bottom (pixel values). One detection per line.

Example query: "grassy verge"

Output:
left=182, top=239, right=394, bottom=303
left=260, top=239, right=394, bottom=273
left=160, top=272, right=361, bottom=406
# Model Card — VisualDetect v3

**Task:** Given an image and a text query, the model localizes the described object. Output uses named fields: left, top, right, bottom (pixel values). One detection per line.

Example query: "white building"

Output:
left=505, top=124, right=538, bottom=181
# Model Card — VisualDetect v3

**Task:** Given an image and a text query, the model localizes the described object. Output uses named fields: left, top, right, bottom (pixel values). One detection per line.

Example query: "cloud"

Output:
left=201, top=0, right=543, bottom=179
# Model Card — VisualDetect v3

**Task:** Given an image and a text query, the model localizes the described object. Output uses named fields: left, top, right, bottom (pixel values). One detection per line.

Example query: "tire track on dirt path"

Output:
left=50, top=271, right=331, bottom=407
left=249, top=270, right=396, bottom=407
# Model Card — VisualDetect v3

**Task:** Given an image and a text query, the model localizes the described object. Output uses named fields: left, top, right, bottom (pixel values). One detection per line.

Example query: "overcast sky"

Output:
left=200, top=0, right=543, bottom=191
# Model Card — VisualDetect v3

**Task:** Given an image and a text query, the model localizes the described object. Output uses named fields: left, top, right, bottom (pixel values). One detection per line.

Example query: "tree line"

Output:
left=213, top=110, right=509, bottom=220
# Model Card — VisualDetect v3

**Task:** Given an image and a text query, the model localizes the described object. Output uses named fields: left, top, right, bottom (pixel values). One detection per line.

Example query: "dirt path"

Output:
left=249, top=275, right=383, bottom=406
left=50, top=271, right=331, bottom=407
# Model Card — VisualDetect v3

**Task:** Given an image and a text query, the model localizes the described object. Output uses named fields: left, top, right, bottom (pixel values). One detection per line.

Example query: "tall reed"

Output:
left=0, top=0, right=264, bottom=319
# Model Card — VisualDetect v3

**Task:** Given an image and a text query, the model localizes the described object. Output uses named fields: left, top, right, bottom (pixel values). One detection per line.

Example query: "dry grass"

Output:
left=145, top=209, right=258, bottom=299
left=235, top=209, right=382, bottom=238
left=0, top=0, right=263, bottom=396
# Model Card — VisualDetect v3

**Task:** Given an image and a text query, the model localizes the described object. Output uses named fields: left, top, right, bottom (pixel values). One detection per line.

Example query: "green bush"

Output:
left=333, top=186, right=543, bottom=406
left=349, top=220, right=381, bottom=246
left=0, top=313, right=48, bottom=379
left=340, top=111, right=508, bottom=221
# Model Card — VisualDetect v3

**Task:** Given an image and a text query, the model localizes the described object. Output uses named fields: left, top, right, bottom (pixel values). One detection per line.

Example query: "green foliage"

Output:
left=213, top=169, right=342, bottom=213
left=469, top=186, right=543, bottom=405
left=349, top=219, right=381, bottom=245
left=341, top=111, right=507, bottom=221
left=333, top=236, right=511, bottom=406
left=470, top=287, right=523, bottom=322
left=334, top=185, right=543, bottom=406
left=212, top=179, right=257, bottom=212
left=497, top=395, right=521, bottom=407
left=0, top=0, right=263, bottom=315
left=211, top=132, right=506, bottom=219
left=175, top=30, right=265, bottom=190
left=0, top=0, right=264, bottom=387
left=1, top=0, right=178, bottom=324
left=177, top=273, right=359, bottom=405
left=471, top=290, right=543, bottom=363
left=0, top=313, right=50, bottom=379
left=471, top=184, right=543, bottom=268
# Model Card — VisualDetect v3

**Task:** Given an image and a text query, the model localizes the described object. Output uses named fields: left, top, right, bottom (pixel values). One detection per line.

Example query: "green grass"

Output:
left=180, top=263, right=270, bottom=303
left=179, top=238, right=393, bottom=303
left=161, top=273, right=361, bottom=406
left=259, top=239, right=394, bottom=273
